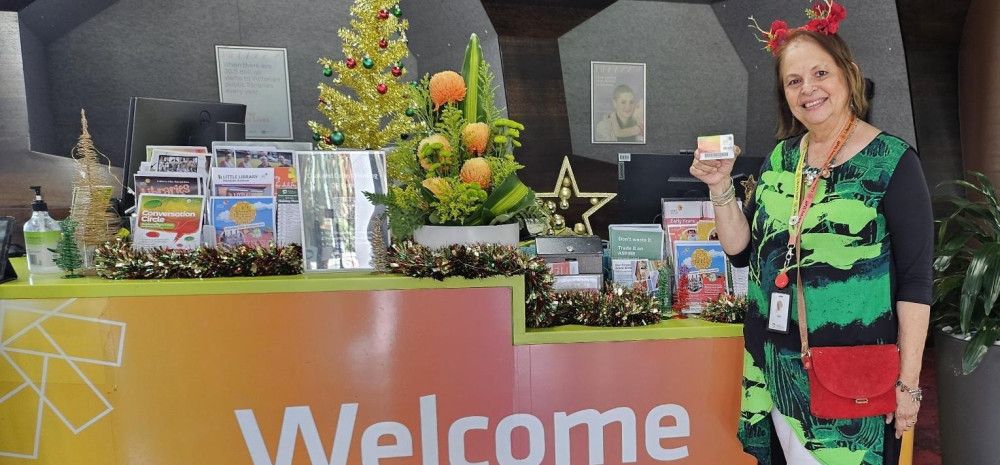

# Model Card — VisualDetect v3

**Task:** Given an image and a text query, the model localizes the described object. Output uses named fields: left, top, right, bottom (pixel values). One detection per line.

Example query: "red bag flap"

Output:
left=809, top=345, right=899, bottom=399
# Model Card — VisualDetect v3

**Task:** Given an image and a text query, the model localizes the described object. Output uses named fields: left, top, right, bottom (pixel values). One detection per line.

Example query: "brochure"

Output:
left=132, top=194, right=205, bottom=251
left=210, top=196, right=277, bottom=247
left=672, top=240, right=730, bottom=313
left=274, top=166, right=301, bottom=246
left=608, top=224, right=664, bottom=260
left=211, top=167, right=275, bottom=196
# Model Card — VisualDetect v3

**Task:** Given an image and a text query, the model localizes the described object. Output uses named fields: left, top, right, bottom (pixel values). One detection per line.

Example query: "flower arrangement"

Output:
left=368, top=33, right=547, bottom=239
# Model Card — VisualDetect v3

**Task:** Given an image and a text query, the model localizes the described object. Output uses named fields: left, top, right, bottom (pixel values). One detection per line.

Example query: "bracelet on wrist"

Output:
left=895, top=379, right=923, bottom=402
left=710, top=180, right=736, bottom=207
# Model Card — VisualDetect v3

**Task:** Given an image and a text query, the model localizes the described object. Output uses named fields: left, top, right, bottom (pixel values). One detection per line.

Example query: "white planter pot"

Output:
left=412, top=223, right=520, bottom=249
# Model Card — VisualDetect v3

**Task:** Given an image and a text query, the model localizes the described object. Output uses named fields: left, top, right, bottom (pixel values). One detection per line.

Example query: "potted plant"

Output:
left=932, top=171, right=1000, bottom=465
left=367, top=34, right=547, bottom=248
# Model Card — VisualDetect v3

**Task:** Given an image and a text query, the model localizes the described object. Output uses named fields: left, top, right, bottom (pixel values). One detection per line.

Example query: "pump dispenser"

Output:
left=23, top=186, right=61, bottom=273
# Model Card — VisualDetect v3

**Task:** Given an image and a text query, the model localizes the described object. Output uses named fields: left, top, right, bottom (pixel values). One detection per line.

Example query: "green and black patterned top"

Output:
left=732, top=133, right=933, bottom=465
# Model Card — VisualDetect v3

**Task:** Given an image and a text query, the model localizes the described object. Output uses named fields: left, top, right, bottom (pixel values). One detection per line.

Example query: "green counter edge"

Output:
left=1, top=258, right=743, bottom=344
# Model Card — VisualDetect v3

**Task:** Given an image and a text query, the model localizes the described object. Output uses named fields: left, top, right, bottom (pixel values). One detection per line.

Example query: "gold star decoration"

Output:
left=535, top=156, right=616, bottom=236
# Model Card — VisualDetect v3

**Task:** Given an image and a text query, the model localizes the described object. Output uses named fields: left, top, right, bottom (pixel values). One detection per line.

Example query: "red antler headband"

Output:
left=749, top=0, right=848, bottom=56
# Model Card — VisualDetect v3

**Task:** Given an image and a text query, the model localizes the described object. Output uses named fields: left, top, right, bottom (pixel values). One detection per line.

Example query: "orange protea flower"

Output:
left=462, top=122, right=489, bottom=155
left=422, top=177, right=450, bottom=198
left=417, top=134, right=451, bottom=171
left=460, top=157, right=492, bottom=189
left=429, top=71, right=466, bottom=109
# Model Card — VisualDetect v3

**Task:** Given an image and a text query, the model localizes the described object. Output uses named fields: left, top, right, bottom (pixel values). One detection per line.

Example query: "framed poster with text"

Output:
left=215, top=45, right=294, bottom=140
left=591, top=61, right=647, bottom=144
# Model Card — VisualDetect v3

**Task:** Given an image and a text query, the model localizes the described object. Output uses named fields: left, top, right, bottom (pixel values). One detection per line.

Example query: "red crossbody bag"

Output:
left=795, top=242, right=899, bottom=419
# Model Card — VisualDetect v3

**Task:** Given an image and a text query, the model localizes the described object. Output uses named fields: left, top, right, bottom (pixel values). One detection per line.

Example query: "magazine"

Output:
left=212, top=145, right=278, bottom=168
left=145, top=145, right=207, bottom=162
left=134, top=172, right=203, bottom=196
left=151, top=150, right=208, bottom=174
left=132, top=194, right=205, bottom=251
left=210, top=196, right=277, bottom=247
left=211, top=168, right=275, bottom=196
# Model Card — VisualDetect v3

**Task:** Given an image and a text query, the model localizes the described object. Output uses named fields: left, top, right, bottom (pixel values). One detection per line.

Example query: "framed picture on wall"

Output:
left=591, top=61, right=647, bottom=145
left=216, top=45, right=294, bottom=140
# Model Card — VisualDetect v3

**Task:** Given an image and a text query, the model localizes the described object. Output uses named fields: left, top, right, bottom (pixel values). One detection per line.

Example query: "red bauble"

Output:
left=391, top=66, right=402, bottom=77
left=345, top=57, right=357, bottom=69
left=378, top=9, right=389, bottom=20
left=378, top=38, right=388, bottom=49
left=774, top=272, right=789, bottom=289
left=376, top=83, right=388, bottom=94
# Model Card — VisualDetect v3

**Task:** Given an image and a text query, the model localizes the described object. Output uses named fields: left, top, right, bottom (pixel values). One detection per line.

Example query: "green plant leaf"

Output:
left=483, top=173, right=534, bottom=220
left=933, top=274, right=964, bottom=306
left=960, top=242, right=1000, bottom=333
left=934, top=232, right=973, bottom=272
left=962, top=326, right=999, bottom=375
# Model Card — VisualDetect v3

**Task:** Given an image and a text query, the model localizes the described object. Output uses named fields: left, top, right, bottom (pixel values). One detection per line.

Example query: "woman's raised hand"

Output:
left=689, top=146, right=741, bottom=192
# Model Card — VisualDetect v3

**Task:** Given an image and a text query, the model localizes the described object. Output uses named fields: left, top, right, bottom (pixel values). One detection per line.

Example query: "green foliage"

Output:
left=52, top=219, right=83, bottom=278
left=485, top=154, right=524, bottom=189
left=933, top=171, right=1000, bottom=374
left=429, top=180, right=488, bottom=225
left=387, top=140, right=421, bottom=185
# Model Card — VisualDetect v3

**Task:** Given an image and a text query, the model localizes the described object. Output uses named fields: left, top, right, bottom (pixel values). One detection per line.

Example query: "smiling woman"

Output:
left=690, top=3, right=933, bottom=465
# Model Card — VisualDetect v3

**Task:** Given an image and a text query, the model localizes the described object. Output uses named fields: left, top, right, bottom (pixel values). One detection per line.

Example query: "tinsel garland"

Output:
left=699, top=294, right=748, bottom=324
left=93, top=240, right=302, bottom=280
left=385, top=241, right=661, bottom=328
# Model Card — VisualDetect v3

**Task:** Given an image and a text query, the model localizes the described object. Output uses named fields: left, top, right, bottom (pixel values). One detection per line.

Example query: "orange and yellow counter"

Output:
left=0, top=258, right=757, bottom=465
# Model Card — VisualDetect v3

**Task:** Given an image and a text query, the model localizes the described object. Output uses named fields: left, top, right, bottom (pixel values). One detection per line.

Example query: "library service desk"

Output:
left=0, top=258, right=754, bottom=465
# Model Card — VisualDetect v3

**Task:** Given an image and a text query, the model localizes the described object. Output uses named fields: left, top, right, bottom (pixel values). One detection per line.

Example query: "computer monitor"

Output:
left=617, top=152, right=764, bottom=224
left=121, top=97, right=247, bottom=208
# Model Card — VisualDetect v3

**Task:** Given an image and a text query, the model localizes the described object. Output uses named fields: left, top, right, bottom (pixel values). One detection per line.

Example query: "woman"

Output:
left=595, top=84, right=644, bottom=142
left=690, top=6, right=932, bottom=465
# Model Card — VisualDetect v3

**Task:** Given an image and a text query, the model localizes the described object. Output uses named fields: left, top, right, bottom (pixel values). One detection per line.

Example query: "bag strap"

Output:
left=796, top=237, right=812, bottom=367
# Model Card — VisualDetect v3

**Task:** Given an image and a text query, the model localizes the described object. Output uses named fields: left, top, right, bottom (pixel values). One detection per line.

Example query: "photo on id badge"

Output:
left=768, top=292, right=790, bottom=333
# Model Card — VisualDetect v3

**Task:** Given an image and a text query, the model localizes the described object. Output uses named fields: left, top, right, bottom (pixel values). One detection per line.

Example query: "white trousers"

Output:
left=771, top=408, right=823, bottom=465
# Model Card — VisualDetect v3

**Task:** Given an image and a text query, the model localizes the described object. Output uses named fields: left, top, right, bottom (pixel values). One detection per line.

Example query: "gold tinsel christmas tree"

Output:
left=307, top=0, right=417, bottom=149
left=70, top=109, right=119, bottom=265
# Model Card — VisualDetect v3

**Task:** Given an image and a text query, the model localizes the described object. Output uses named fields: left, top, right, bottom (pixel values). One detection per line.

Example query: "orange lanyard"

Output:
left=774, top=116, right=856, bottom=289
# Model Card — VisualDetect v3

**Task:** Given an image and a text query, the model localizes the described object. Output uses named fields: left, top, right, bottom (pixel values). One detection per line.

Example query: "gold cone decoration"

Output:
left=70, top=109, right=119, bottom=262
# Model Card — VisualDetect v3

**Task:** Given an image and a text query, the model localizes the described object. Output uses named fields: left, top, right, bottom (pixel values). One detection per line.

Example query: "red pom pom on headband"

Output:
left=749, top=0, right=847, bottom=56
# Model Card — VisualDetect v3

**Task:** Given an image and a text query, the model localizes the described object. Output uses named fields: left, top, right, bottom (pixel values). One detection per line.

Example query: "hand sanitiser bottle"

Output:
left=23, top=186, right=61, bottom=274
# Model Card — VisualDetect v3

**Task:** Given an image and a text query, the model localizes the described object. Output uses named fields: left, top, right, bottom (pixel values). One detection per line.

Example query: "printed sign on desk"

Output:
left=216, top=46, right=293, bottom=140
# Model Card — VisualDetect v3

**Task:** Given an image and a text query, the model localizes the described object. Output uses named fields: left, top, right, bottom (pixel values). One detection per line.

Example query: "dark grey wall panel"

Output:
left=19, top=21, right=55, bottom=154
left=407, top=1, right=506, bottom=112
left=559, top=0, right=747, bottom=163
left=22, top=0, right=501, bottom=166
left=44, top=0, right=240, bottom=164
left=712, top=0, right=916, bottom=158
left=0, top=12, right=29, bottom=150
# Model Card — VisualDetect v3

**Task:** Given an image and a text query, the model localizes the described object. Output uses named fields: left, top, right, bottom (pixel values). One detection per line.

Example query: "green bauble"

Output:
left=330, top=131, right=345, bottom=146
left=391, top=4, right=402, bottom=17
left=362, top=56, right=374, bottom=69
left=312, top=132, right=321, bottom=142
left=405, top=107, right=415, bottom=117
left=322, top=65, right=333, bottom=77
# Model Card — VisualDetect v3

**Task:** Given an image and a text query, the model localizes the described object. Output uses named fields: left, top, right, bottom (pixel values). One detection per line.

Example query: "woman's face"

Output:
left=779, top=38, right=851, bottom=130
left=613, top=92, right=636, bottom=120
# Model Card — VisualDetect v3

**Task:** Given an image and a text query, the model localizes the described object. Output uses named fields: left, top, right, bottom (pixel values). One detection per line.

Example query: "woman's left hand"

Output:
left=886, top=387, right=920, bottom=439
